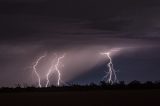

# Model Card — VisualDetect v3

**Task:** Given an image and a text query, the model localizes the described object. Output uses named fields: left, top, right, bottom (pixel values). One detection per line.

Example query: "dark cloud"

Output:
left=0, top=0, right=160, bottom=86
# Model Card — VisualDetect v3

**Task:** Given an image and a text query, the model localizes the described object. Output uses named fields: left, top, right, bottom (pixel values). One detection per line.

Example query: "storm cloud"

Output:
left=0, top=0, right=160, bottom=87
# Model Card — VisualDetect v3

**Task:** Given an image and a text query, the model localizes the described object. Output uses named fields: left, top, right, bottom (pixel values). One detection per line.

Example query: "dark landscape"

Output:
left=1, top=89, right=160, bottom=106
left=0, top=81, right=160, bottom=106
left=1, top=0, right=160, bottom=106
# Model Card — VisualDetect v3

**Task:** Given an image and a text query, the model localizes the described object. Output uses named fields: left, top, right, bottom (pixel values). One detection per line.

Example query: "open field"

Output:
left=0, top=89, right=160, bottom=106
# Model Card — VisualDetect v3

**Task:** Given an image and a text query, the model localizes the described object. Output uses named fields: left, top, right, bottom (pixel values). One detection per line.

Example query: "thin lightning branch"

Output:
left=55, top=54, right=65, bottom=86
left=45, top=59, right=56, bottom=87
left=101, top=52, right=118, bottom=84
left=33, top=55, right=46, bottom=88
left=45, top=54, right=57, bottom=87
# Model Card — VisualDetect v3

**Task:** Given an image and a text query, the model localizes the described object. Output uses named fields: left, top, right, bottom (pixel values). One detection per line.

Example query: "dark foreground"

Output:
left=0, top=89, right=160, bottom=106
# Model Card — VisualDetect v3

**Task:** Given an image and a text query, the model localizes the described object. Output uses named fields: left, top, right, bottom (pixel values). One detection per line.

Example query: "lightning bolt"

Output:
left=45, top=54, right=58, bottom=87
left=55, top=54, right=65, bottom=86
left=45, top=58, right=56, bottom=87
left=33, top=55, right=46, bottom=88
left=101, top=52, right=118, bottom=84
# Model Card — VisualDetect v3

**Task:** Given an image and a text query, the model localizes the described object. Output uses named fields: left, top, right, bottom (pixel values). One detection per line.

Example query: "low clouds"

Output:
left=0, top=0, right=160, bottom=86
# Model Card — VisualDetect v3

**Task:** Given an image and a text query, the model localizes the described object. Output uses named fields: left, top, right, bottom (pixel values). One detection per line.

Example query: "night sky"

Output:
left=0, top=0, right=160, bottom=87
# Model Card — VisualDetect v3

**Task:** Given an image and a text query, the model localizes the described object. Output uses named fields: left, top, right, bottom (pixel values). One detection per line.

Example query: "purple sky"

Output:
left=0, top=0, right=160, bottom=87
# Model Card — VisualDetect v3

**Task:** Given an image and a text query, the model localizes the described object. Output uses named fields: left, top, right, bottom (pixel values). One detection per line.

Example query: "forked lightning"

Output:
left=101, top=52, right=118, bottom=84
left=55, top=54, right=65, bottom=86
left=45, top=57, right=56, bottom=87
left=33, top=55, right=46, bottom=88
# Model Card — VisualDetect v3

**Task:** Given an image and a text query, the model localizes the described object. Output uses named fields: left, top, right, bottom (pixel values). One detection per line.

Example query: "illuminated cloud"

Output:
left=0, top=0, right=160, bottom=87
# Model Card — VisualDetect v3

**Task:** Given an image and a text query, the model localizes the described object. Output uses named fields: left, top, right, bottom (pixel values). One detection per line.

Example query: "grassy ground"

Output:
left=0, top=89, right=160, bottom=106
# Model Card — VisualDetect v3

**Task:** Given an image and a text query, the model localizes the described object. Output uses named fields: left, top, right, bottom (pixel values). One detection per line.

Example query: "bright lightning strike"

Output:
left=55, top=54, right=65, bottom=86
left=101, top=52, right=118, bottom=84
left=33, top=55, right=46, bottom=88
left=45, top=57, right=56, bottom=87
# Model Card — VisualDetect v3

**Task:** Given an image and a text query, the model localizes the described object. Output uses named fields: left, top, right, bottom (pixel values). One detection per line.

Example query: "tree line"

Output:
left=0, top=80, right=160, bottom=92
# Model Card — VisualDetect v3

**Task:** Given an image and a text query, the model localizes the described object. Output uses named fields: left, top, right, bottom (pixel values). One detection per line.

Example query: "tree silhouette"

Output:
left=0, top=80, right=160, bottom=92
